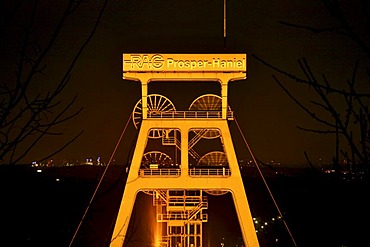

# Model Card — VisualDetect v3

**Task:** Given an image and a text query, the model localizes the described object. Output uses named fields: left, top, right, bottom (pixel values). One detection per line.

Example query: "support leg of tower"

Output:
left=110, top=183, right=138, bottom=247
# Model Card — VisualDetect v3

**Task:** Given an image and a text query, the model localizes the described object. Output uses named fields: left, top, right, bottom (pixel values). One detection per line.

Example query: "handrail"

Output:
left=168, top=196, right=207, bottom=205
left=189, top=168, right=231, bottom=177
left=188, top=201, right=208, bottom=221
left=189, top=129, right=207, bottom=148
left=138, top=168, right=231, bottom=177
left=148, top=110, right=234, bottom=119
left=157, top=212, right=208, bottom=222
left=139, top=168, right=181, bottom=177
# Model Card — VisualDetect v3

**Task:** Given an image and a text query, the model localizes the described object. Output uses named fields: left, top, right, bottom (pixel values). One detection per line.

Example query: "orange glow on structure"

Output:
left=154, top=221, right=162, bottom=247
left=110, top=54, right=259, bottom=247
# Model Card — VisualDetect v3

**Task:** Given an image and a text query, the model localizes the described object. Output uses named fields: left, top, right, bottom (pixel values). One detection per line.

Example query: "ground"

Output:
left=1, top=165, right=368, bottom=247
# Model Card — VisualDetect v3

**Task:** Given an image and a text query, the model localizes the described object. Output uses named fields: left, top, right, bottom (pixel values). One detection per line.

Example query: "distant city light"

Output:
left=30, top=156, right=109, bottom=167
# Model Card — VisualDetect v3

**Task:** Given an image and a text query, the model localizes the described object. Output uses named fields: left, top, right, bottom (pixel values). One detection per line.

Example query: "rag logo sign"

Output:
left=125, top=54, right=164, bottom=70
left=123, top=54, right=247, bottom=72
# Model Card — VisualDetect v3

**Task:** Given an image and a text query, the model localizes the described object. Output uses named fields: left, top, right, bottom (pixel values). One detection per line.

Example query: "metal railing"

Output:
left=139, top=168, right=181, bottom=177
left=189, top=168, right=231, bottom=177
left=157, top=212, right=208, bottom=222
left=148, top=110, right=234, bottom=119
left=168, top=196, right=207, bottom=207
left=138, top=168, right=231, bottom=177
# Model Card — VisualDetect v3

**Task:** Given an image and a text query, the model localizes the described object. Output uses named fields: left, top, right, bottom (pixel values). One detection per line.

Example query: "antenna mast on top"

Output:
left=224, top=0, right=227, bottom=51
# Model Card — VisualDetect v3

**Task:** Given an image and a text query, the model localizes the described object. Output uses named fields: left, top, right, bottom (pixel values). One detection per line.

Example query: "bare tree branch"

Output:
left=0, top=0, right=109, bottom=164
left=254, top=0, right=370, bottom=168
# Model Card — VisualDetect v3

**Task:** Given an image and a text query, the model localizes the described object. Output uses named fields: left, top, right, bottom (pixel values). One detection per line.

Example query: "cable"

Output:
left=234, top=117, right=298, bottom=247
left=103, top=128, right=140, bottom=245
left=93, top=123, right=140, bottom=201
left=68, top=113, right=132, bottom=247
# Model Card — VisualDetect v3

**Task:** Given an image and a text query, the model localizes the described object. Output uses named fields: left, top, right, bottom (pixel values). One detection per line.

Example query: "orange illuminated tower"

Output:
left=110, top=54, right=260, bottom=247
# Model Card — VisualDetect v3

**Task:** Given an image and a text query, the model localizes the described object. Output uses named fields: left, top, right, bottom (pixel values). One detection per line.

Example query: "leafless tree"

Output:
left=254, top=0, right=369, bottom=171
left=0, top=0, right=108, bottom=164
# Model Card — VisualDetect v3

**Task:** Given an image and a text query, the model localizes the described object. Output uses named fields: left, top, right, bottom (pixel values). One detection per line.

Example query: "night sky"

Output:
left=1, top=0, right=368, bottom=166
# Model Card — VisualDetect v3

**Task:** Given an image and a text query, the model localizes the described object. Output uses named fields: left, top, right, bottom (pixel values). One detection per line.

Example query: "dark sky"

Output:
left=2, top=0, right=368, bottom=166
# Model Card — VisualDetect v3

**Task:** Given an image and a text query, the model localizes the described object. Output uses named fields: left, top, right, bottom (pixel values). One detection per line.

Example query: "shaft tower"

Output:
left=110, top=54, right=259, bottom=247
